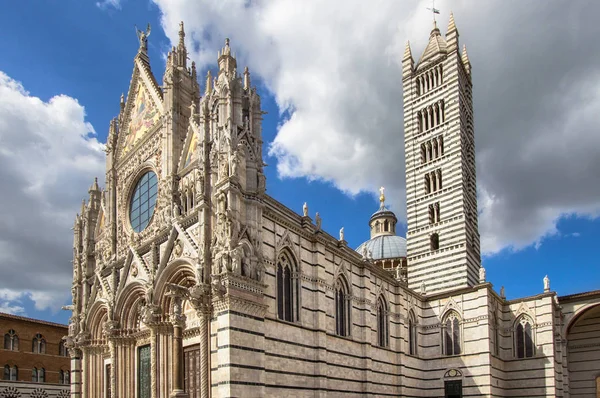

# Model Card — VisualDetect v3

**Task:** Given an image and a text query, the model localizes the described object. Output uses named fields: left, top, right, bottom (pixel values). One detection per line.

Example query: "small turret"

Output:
left=218, top=38, right=237, bottom=77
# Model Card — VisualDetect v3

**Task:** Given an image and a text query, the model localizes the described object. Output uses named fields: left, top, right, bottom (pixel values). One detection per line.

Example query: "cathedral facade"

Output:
left=66, top=16, right=600, bottom=398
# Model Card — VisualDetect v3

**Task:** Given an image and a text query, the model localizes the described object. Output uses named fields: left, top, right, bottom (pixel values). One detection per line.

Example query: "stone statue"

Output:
left=420, top=282, right=426, bottom=295
left=230, top=246, right=243, bottom=275
left=339, top=227, right=345, bottom=241
left=479, top=267, right=486, bottom=283
left=219, top=154, right=229, bottom=180
left=303, top=202, right=308, bottom=217
left=315, top=212, right=322, bottom=229
left=500, top=286, right=505, bottom=298
left=543, top=275, right=550, bottom=292
left=257, top=173, right=266, bottom=192
left=231, top=149, right=241, bottom=176
left=361, top=245, right=369, bottom=260
left=135, top=23, right=151, bottom=49
left=144, top=280, right=154, bottom=306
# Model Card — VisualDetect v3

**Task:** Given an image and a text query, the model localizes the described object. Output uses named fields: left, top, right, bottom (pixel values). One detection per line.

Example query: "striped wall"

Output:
left=566, top=303, right=600, bottom=397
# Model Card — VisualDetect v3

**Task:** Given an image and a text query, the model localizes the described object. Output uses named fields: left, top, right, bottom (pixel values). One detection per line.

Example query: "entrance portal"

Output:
left=445, top=380, right=462, bottom=398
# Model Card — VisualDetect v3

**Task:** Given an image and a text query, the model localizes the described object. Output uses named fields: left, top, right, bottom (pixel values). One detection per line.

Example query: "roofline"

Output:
left=0, top=312, right=68, bottom=329
left=558, top=289, right=600, bottom=303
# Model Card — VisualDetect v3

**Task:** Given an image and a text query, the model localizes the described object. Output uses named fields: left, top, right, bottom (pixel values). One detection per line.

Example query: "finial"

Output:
left=80, top=199, right=86, bottom=214
left=179, top=21, right=185, bottom=41
left=120, top=93, right=125, bottom=112
left=205, top=70, right=212, bottom=95
left=379, top=186, right=386, bottom=207
left=223, top=38, right=231, bottom=56
left=191, top=61, right=197, bottom=80
left=90, top=177, right=99, bottom=191
left=244, top=66, right=251, bottom=90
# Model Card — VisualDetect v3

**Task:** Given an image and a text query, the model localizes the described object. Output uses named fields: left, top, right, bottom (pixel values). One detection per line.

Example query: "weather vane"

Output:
left=427, top=0, right=440, bottom=22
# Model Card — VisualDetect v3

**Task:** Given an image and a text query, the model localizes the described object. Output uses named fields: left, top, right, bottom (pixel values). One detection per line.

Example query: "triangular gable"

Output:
left=117, top=59, right=164, bottom=159
left=178, top=122, right=200, bottom=172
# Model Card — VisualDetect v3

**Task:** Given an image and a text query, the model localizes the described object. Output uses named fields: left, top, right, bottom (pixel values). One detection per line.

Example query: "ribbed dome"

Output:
left=356, top=235, right=407, bottom=261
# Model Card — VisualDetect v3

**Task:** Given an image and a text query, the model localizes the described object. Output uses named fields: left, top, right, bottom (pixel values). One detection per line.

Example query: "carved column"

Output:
left=198, top=307, right=210, bottom=398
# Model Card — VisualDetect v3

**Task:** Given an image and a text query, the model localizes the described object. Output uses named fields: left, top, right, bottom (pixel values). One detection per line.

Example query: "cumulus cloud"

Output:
left=152, top=0, right=600, bottom=255
left=0, top=71, right=105, bottom=312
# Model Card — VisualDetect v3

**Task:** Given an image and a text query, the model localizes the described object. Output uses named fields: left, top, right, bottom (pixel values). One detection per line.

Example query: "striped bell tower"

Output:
left=402, top=14, right=481, bottom=294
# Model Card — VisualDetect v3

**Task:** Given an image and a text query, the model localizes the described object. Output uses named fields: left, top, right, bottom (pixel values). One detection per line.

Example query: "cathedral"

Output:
left=66, top=14, right=600, bottom=398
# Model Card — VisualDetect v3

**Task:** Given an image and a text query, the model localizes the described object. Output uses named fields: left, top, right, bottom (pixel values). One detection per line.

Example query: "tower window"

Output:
left=424, top=175, right=431, bottom=194
left=430, top=233, right=439, bottom=251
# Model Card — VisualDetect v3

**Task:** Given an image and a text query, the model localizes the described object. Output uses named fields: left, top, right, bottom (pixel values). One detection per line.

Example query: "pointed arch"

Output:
left=276, top=248, right=299, bottom=322
left=154, top=258, right=197, bottom=311
left=334, top=275, right=351, bottom=337
left=408, top=310, right=418, bottom=355
left=376, top=295, right=389, bottom=347
left=86, top=299, right=110, bottom=341
left=114, top=281, right=147, bottom=330
left=442, top=310, right=462, bottom=356
left=514, top=314, right=535, bottom=358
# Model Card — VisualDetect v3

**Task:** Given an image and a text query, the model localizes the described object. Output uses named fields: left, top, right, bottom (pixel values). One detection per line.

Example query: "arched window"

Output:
left=376, top=297, right=388, bottom=347
left=4, top=365, right=17, bottom=381
left=428, top=204, right=434, bottom=224
left=334, top=277, right=351, bottom=337
left=424, top=175, right=431, bottom=194
left=32, top=333, right=45, bottom=354
left=443, top=312, right=461, bottom=356
left=408, top=310, right=418, bottom=355
left=60, top=369, right=70, bottom=385
left=438, top=135, right=444, bottom=157
left=515, top=316, right=534, bottom=358
left=4, top=329, right=18, bottom=351
left=426, top=142, right=432, bottom=161
left=384, top=220, right=389, bottom=232
left=430, top=233, right=439, bottom=251
left=276, top=251, right=298, bottom=322
left=493, top=313, right=500, bottom=356
left=32, top=367, right=37, bottom=382
left=59, top=340, right=68, bottom=356
left=416, top=78, right=421, bottom=96
left=434, top=202, right=440, bottom=223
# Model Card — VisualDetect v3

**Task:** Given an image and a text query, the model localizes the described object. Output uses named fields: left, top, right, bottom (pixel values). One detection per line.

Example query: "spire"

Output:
left=205, top=70, right=212, bottom=95
left=417, top=19, right=448, bottom=68
left=446, top=12, right=459, bottom=51
left=80, top=199, right=86, bottom=215
left=120, top=93, right=125, bottom=113
left=177, top=21, right=187, bottom=68
left=403, top=41, right=413, bottom=61
left=243, top=66, right=251, bottom=90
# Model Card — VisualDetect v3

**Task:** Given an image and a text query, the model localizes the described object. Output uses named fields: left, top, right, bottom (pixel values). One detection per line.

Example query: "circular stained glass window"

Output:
left=129, top=171, right=158, bottom=233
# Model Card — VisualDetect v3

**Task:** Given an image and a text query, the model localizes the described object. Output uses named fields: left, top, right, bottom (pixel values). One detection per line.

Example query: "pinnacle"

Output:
left=447, top=12, right=457, bottom=33
left=403, top=41, right=413, bottom=60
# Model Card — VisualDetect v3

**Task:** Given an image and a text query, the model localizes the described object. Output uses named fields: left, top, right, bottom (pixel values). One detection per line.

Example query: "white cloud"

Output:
left=96, top=0, right=121, bottom=10
left=0, top=71, right=105, bottom=312
left=151, top=0, right=600, bottom=255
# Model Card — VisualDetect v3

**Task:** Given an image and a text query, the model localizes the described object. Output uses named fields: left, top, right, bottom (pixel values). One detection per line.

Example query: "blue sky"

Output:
left=0, top=0, right=599, bottom=325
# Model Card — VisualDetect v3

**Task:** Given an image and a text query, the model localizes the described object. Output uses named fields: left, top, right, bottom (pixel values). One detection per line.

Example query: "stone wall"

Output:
left=0, top=382, right=70, bottom=398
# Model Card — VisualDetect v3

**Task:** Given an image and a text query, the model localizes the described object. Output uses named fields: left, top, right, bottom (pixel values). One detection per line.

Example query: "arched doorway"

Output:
left=566, top=304, right=600, bottom=397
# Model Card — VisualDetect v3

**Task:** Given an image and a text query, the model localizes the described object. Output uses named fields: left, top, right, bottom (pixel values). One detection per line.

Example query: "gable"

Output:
left=120, top=80, right=161, bottom=156
left=180, top=125, right=199, bottom=171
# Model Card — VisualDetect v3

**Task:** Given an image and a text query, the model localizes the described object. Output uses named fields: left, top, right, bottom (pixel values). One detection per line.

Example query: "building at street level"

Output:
left=65, top=15, right=600, bottom=398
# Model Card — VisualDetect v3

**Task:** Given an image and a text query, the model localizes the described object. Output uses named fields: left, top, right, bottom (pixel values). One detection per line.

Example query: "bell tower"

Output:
left=403, top=14, right=481, bottom=294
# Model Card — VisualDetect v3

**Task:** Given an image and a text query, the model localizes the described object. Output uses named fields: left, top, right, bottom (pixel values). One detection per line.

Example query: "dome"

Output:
left=356, top=235, right=407, bottom=261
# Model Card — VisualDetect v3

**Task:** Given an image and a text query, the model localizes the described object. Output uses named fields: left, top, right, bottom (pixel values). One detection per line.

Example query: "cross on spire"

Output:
left=426, top=0, right=440, bottom=23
